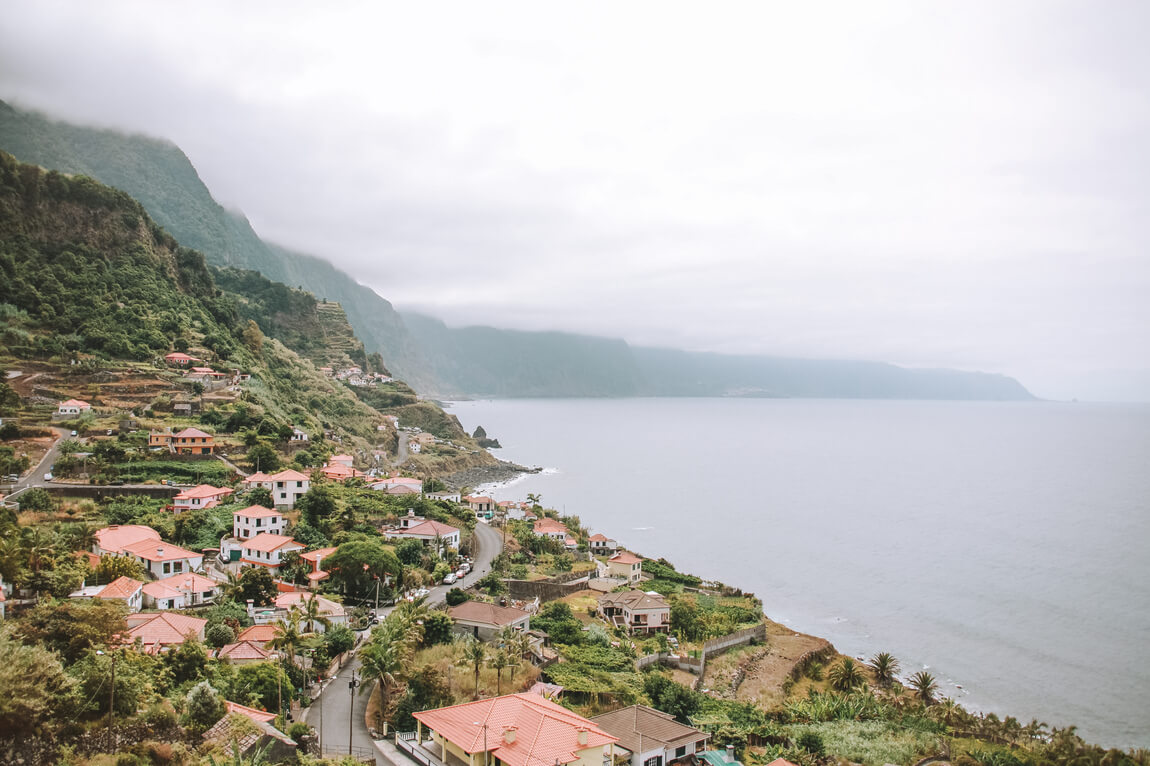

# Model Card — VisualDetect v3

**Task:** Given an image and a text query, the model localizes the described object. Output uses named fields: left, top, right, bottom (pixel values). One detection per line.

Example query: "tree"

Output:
left=489, top=648, right=511, bottom=695
left=643, top=672, right=701, bottom=723
left=233, top=662, right=292, bottom=712
left=13, top=599, right=128, bottom=663
left=910, top=671, right=939, bottom=704
left=185, top=681, right=226, bottom=733
left=324, top=624, right=355, bottom=657
left=206, top=623, right=236, bottom=649
left=296, top=484, right=336, bottom=527
left=269, top=613, right=304, bottom=670
left=247, top=486, right=274, bottom=508
left=532, top=601, right=583, bottom=645
left=526, top=493, right=541, bottom=508
left=238, top=566, right=277, bottom=606
left=0, top=632, right=73, bottom=735
left=421, top=612, right=454, bottom=647
left=459, top=638, right=488, bottom=698
left=869, top=651, right=900, bottom=686
left=394, top=664, right=452, bottom=731
left=247, top=443, right=280, bottom=473
left=359, top=621, right=410, bottom=728
left=669, top=596, right=703, bottom=641
left=796, top=731, right=825, bottom=756
left=828, top=657, right=866, bottom=692
left=241, top=320, right=264, bottom=353
left=323, top=541, right=402, bottom=599
left=445, top=587, right=470, bottom=606
left=297, top=593, right=332, bottom=634
left=95, top=553, right=147, bottom=583
left=395, top=538, right=425, bottom=567
left=165, top=637, right=209, bottom=685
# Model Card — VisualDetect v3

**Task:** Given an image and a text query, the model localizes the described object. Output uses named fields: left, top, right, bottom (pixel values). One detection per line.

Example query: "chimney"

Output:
left=246, top=599, right=255, bottom=616
left=725, top=746, right=735, bottom=763
left=503, top=727, right=517, bottom=744
left=577, top=728, right=588, bottom=746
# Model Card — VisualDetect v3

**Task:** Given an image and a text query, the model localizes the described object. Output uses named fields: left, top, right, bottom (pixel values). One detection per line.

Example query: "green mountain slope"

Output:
left=0, top=99, right=433, bottom=388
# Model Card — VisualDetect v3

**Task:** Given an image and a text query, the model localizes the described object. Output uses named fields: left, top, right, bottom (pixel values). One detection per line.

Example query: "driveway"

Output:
left=305, top=518, right=504, bottom=763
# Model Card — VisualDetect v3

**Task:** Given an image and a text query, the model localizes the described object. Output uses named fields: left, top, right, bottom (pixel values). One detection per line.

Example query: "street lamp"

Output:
left=473, top=721, right=489, bottom=766
left=348, top=672, right=360, bottom=754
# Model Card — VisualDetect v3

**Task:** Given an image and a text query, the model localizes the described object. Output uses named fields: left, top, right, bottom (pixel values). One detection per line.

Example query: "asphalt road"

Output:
left=1, top=426, right=70, bottom=497
left=307, top=519, right=504, bottom=761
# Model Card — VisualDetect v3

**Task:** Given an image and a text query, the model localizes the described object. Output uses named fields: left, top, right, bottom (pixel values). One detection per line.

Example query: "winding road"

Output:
left=307, top=520, right=503, bottom=762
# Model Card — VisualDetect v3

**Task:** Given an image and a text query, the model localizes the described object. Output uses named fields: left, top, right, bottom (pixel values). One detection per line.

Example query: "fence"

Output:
left=396, top=732, right=437, bottom=766
left=634, top=623, right=768, bottom=690
left=322, top=745, right=376, bottom=764
left=702, top=623, right=767, bottom=657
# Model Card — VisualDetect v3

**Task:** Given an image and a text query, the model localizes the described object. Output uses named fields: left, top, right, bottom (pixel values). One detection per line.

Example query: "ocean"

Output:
left=445, top=398, right=1150, bottom=748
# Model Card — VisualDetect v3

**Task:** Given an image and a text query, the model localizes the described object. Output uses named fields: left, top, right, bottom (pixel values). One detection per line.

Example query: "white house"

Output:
left=606, top=551, right=643, bottom=583
left=243, top=469, right=310, bottom=508
left=371, top=475, right=423, bottom=494
left=589, top=534, right=618, bottom=555
left=57, top=399, right=91, bottom=416
left=173, top=484, right=234, bottom=512
left=428, top=490, right=462, bottom=503
left=384, top=513, right=461, bottom=552
left=241, top=533, right=304, bottom=573
left=448, top=601, right=532, bottom=642
left=94, top=576, right=144, bottom=611
left=92, top=525, right=203, bottom=577
left=273, top=591, right=348, bottom=631
left=142, top=579, right=187, bottom=610
left=290, top=428, right=309, bottom=442
left=591, top=706, right=710, bottom=766
left=233, top=505, right=285, bottom=539
left=156, top=571, right=222, bottom=606
left=597, top=590, right=670, bottom=634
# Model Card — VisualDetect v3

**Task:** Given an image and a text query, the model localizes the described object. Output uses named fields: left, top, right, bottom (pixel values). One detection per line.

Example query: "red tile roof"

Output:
left=96, top=576, right=143, bottom=600
left=274, top=591, right=345, bottom=617
left=242, top=533, right=300, bottom=553
left=217, top=641, right=273, bottom=662
left=174, top=427, right=213, bottom=439
left=175, top=484, right=234, bottom=500
left=121, top=539, right=201, bottom=562
left=142, top=580, right=184, bottom=601
left=396, top=520, right=459, bottom=538
left=534, top=518, right=570, bottom=535
left=300, top=546, right=338, bottom=565
left=59, top=398, right=91, bottom=408
left=268, top=469, right=309, bottom=482
left=95, top=524, right=161, bottom=553
left=242, top=472, right=272, bottom=484
left=413, top=693, right=617, bottom=766
left=224, top=700, right=277, bottom=723
left=236, top=624, right=278, bottom=644
left=589, top=534, right=611, bottom=542
left=234, top=504, right=280, bottom=519
left=157, top=572, right=221, bottom=593
left=125, top=612, right=206, bottom=652
left=609, top=551, right=642, bottom=565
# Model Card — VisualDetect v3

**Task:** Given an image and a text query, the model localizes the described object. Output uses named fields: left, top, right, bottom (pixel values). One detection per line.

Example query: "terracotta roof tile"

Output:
left=96, top=576, right=143, bottom=600
left=242, top=533, right=300, bottom=553
left=95, top=525, right=160, bottom=553
left=234, top=504, right=280, bottom=518
left=448, top=601, right=532, bottom=627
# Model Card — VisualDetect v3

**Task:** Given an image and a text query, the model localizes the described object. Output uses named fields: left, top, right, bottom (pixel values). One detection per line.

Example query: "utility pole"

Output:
left=348, top=671, right=359, bottom=754
left=97, top=649, right=117, bottom=752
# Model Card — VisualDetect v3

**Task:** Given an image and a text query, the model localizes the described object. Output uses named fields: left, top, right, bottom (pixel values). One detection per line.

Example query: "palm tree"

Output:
left=499, top=627, right=530, bottom=683
left=827, top=657, right=865, bottom=692
left=909, top=671, right=938, bottom=704
left=489, top=649, right=511, bottom=695
left=459, top=638, right=488, bottom=698
left=359, top=624, right=409, bottom=727
left=21, top=527, right=55, bottom=574
left=298, top=594, right=331, bottom=634
left=220, top=570, right=245, bottom=602
left=269, top=612, right=304, bottom=669
left=868, top=652, right=900, bottom=686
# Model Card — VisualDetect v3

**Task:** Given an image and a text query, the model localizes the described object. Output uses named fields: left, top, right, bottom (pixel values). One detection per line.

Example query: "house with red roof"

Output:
left=93, top=525, right=204, bottom=577
left=591, top=705, right=710, bottom=766
left=142, top=579, right=186, bottom=610
left=243, top=469, right=310, bottom=508
left=384, top=511, right=461, bottom=552
left=173, top=484, right=234, bottom=512
left=125, top=612, right=207, bottom=654
left=299, top=546, right=338, bottom=586
left=233, top=505, right=285, bottom=539
left=235, top=624, right=279, bottom=645
left=606, top=551, right=643, bottom=583
left=411, top=693, right=619, bottom=766
left=370, top=475, right=422, bottom=494
left=164, top=352, right=201, bottom=365
left=155, top=571, right=221, bottom=606
left=149, top=427, right=216, bottom=454
left=56, top=399, right=91, bottom=416
left=94, top=576, right=144, bottom=611
left=216, top=640, right=274, bottom=665
left=464, top=495, right=495, bottom=516
left=93, top=524, right=160, bottom=557
left=240, top=533, right=304, bottom=573
left=589, top=534, right=618, bottom=555
left=272, top=591, right=348, bottom=631
left=321, top=461, right=365, bottom=481
left=534, top=518, right=579, bottom=550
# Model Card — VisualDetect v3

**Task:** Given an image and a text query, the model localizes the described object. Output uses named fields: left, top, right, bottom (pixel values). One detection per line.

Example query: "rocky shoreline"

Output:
left=440, top=459, right=540, bottom=490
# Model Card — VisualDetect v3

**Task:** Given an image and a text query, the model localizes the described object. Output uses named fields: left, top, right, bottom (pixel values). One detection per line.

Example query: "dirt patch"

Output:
left=733, top=621, right=831, bottom=710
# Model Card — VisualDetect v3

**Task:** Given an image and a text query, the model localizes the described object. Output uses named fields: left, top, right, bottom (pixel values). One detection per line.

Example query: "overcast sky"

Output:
left=2, top=1, right=1149, bottom=400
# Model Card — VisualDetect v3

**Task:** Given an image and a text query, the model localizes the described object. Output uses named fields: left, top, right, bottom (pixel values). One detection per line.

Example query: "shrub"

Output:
left=205, top=623, right=235, bottom=648
left=797, top=731, right=825, bottom=755
left=445, top=587, right=470, bottom=606
left=288, top=722, right=310, bottom=743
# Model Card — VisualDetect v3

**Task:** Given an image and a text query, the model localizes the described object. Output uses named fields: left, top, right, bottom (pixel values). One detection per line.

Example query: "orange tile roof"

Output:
left=609, top=551, right=642, bottom=565
left=397, top=520, right=459, bottom=538
left=274, top=591, right=346, bottom=617
left=534, top=518, right=570, bottom=534
left=142, top=580, right=184, bottom=600
left=97, top=576, right=143, bottom=600
left=121, top=538, right=201, bottom=562
left=95, top=525, right=161, bottom=553
left=234, top=504, right=280, bottom=518
left=156, top=572, right=221, bottom=593
left=236, top=624, right=278, bottom=643
left=268, top=469, right=309, bottom=482
left=242, top=472, right=272, bottom=484
left=125, top=612, right=206, bottom=652
left=589, top=534, right=611, bottom=542
left=300, top=546, right=338, bottom=564
left=224, top=700, right=277, bottom=723
left=242, top=533, right=300, bottom=553
left=77, top=550, right=102, bottom=568
left=217, top=641, right=272, bottom=662
left=174, top=427, right=212, bottom=439
left=413, top=693, right=617, bottom=766
left=60, top=398, right=91, bottom=407
left=175, top=484, right=234, bottom=500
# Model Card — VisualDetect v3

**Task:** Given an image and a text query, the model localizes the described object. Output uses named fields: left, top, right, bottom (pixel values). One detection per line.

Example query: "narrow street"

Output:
left=305, top=519, right=504, bottom=763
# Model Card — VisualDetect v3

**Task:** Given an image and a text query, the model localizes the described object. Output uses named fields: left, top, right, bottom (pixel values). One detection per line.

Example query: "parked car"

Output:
left=70, top=430, right=78, bottom=436
left=44, top=473, right=53, bottom=481
left=443, top=573, right=457, bottom=585
left=456, top=569, right=467, bottom=580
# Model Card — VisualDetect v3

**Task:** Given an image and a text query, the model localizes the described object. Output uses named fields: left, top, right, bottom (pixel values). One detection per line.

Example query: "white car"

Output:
left=443, top=573, right=457, bottom=585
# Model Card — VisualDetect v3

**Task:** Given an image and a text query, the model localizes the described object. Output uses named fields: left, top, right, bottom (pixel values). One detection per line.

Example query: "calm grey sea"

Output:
left=447, top=398, right=1150, bottom=748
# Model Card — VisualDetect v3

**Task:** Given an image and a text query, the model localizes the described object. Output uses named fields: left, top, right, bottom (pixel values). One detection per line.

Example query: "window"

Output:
left=174, top=562, right=183, bottom=573
left=280, top=493, right=287, bottom=499
left=163, top=562, right=171, bottom=574
left=644, top=757, right=663, bottom=766
left=675, top=747, right=686, bottom=758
